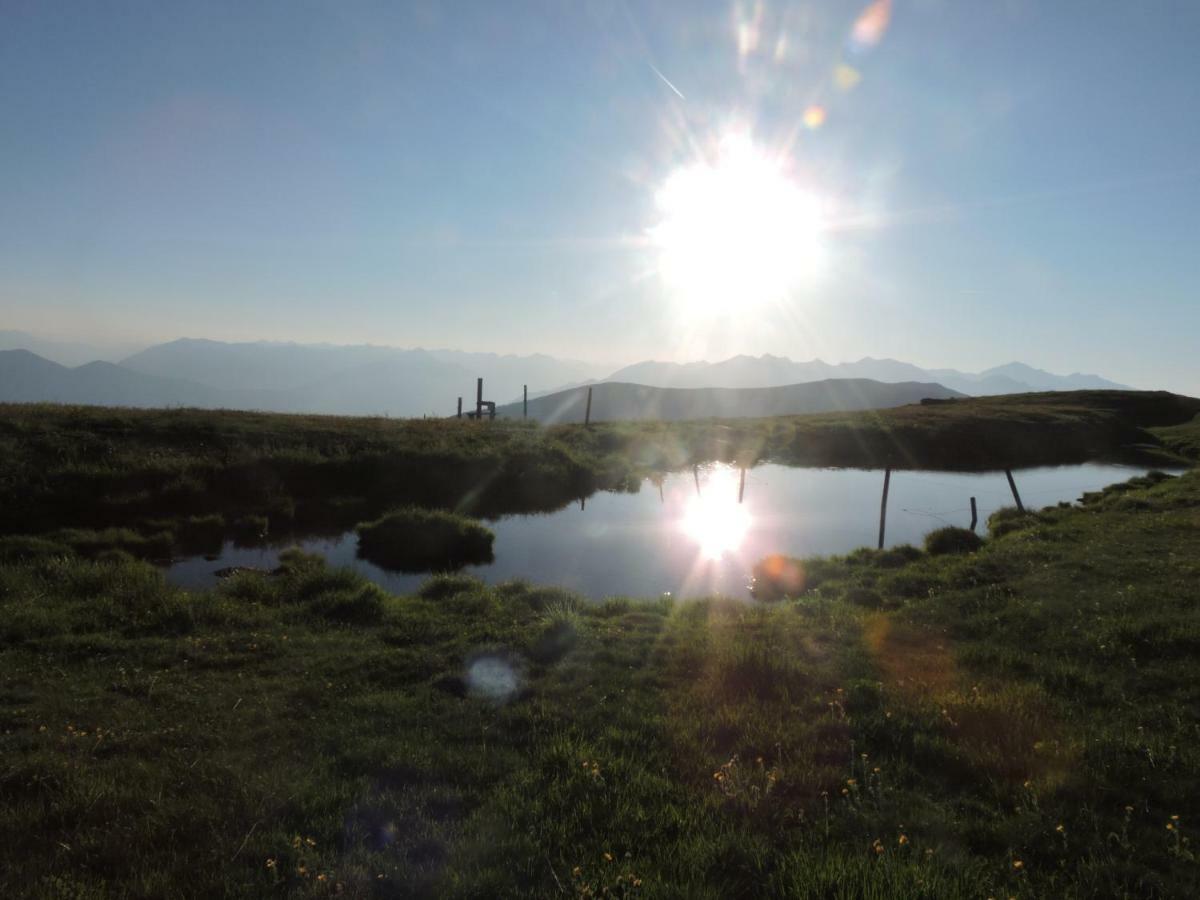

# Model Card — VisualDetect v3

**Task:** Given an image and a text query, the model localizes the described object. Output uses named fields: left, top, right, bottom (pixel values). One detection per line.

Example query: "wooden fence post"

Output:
left=1005, top=469, right=1025, bottom=512
left=969, top=496, right=978, bottom=532
left=476, top=378, right=483, bottom=421
left=457, top=397, right=462, bottom=419
left=523, top=385, right=527, bottom=420
left=584, top=386, right=593, bottom=426
left=738, top=467, right=746, bottom=504
left=878, top=467, right=892, bottom=550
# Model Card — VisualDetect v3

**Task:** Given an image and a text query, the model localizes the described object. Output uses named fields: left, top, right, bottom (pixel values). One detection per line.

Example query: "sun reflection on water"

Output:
left=680, top=467, right=752, bottom=560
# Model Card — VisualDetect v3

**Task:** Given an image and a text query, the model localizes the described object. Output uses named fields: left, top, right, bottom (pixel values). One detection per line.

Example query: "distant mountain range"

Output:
left=0, top=329, right=143, bottom=368
left=0, top=333, right=1132, bottom=418
left=607, top=355, right=1129, bottom=396
left=0, top=339, right=610, bottom=416
left=494, top=379, right=963, bottom=423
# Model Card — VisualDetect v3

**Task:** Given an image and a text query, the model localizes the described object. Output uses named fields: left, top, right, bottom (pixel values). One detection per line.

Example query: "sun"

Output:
left=649, top=132, right=826, bottom=314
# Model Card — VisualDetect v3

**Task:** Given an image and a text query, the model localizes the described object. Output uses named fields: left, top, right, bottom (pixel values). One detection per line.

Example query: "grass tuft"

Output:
left=924, top=526, right=984, bottom=555
left=356, top=507, right=494, bottom=572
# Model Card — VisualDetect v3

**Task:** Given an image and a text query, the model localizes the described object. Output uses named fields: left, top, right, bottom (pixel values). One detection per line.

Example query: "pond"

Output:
left=167, top=462, right=1163, bottom=600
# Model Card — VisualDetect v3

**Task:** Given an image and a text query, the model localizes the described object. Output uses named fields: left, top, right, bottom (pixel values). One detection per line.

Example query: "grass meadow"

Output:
left=0, top=398, right=1198, bottom=896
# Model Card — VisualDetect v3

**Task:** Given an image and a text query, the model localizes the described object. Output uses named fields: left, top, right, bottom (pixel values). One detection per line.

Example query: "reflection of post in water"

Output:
left=738, top=467, right=746, bottom=504
left=649, top=472, right=664, bottom=504
left=878, top=467, right=892, bottom=550
left=1005, top=469, right=1025, bottom=512
left=580, top=496, right=586, bottom=511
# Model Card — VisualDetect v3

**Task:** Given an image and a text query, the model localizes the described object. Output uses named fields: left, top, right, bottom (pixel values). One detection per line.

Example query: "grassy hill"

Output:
left=1, top=390, right=1196, bottom=547
left=492, top=378, right=963, bottom=422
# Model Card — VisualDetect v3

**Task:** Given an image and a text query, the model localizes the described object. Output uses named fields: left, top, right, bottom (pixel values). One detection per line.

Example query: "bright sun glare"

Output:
left=681, top=468, right=751, bottom=560
left=650, top=132, right=826, bottom=314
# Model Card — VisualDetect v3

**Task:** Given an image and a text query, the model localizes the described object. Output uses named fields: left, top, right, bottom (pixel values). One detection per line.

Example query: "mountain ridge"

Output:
left=0, top=333, right=1133, bottom=417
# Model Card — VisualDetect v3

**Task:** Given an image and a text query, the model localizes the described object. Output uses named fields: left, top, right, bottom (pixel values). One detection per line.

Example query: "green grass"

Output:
left=923, top=525, right=984, bottom=555
left=1151, top=412, right=1200, bottom=462
left=355, top=507, right=495, bottom=573
left=2, top=467, right=1199, bottom=896
left=1, top=389, right=1196, bottom=546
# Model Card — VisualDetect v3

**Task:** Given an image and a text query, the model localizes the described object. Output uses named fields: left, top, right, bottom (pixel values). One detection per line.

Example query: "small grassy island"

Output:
left=1, top=393, right=1198, bottom=897
left=356, top=507, right=495, bottom=573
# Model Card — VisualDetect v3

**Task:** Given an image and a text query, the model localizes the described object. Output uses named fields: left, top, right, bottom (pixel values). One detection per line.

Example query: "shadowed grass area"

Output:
left=0, top=390, right=1196, bottom=547
left=923, top=525, right=984, bottom=555
left=1, top=468, right=1198, bottom=896
left=1150, top=412, right=1200, bottom=462
left=355, top=507, right=495, bottom=573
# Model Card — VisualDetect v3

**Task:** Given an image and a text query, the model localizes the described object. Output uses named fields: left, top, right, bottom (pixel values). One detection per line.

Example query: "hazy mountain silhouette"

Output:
left=0, top=343, right=608, bottom=417
left=493, top=379, right=964, bottom=424
left=1, top=333, right=1129, bottom=417
left=120, top=338, right=608, bottom=407
left=607, top=355, right=1128, bottom=395
left=0, top=330, right=143, bottom=368
left=0, top=350, right=233, bottom=407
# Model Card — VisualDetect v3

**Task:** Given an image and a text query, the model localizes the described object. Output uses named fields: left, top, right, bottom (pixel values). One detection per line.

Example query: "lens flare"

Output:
left=849, top=0, right=891, bottom=52
left=803, top=105, right=827, bottom=130
left=834, top=63, right=862, bottom=92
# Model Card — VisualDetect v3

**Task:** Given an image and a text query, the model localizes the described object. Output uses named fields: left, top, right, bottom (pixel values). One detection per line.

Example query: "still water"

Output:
left=168, top=463, right=1159, bottom=599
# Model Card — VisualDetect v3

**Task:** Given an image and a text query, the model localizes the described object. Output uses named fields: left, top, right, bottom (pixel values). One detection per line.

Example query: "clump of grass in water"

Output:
left=924, top=526, right=983, bottom=555
left=987, top=506, right=1040, bottom=538
left=355, top=507, right=494, bottom=573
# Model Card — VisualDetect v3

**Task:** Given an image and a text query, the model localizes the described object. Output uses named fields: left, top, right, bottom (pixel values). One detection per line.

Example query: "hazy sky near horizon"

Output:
left=2, top=1, right=1198, bottom=393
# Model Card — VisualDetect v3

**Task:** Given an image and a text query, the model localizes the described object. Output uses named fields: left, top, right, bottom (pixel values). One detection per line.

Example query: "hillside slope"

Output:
left=493, top=378, right=963, bottom=423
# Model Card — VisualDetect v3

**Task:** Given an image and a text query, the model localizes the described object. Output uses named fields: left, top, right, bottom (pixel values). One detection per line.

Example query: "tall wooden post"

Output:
left=523, top=384, right=527, bottom=420
left=693, top=465, right=701, bottom=496
left=738, top=467, right=746, bottom=504
left=457, top=397, right=462, bottom=419
left=1005, top=469, right=1025, bottom=512
left=878, top=467, right=892, bottom=550
left=476, top=378, right=483, bottom=421
left=969, top=496, right=978, bottom=532
left=584, top=386, right=593, bottom=426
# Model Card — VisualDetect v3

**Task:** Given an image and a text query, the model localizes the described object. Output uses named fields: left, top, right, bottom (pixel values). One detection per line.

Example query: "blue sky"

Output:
left=2, top=1, right=1198, bottom=393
